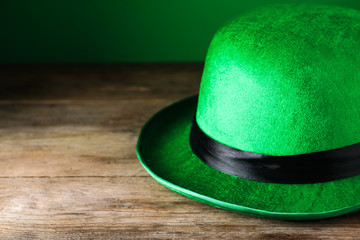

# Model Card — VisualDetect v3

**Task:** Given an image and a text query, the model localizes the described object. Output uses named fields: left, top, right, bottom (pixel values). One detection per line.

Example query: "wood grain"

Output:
left=0, top=64, right=359, bottom=239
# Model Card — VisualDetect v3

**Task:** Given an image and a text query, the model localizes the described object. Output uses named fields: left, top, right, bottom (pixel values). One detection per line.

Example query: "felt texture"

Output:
left=137, top=4, right=360, bottom=219
left=197, top=4, right=360, bottom=155
left=137, top=96, right=360, bottom=220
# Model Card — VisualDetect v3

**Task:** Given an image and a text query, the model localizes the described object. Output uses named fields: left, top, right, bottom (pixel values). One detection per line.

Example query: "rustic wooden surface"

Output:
left=0, top=64, right=359, bottom=240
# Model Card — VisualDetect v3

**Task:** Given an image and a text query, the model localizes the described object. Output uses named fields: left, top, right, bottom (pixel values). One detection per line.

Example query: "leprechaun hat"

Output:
left=136, top=4, right=360, bottom=220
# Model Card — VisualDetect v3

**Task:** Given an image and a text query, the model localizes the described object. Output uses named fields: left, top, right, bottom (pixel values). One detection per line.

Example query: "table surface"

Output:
left=0, top=64, right=359, bottom=239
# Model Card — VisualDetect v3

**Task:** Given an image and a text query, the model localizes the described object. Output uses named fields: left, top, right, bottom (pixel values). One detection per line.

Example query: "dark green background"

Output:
left=1, top=0, right=360, bottom=63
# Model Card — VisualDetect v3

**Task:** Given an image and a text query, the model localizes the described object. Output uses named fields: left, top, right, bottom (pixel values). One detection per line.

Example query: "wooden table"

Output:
left=0, top=64, right=359, bottom=239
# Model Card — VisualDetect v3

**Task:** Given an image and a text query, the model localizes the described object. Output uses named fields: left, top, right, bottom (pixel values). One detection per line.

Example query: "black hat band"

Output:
left=189, top=120, right=360, bottom=184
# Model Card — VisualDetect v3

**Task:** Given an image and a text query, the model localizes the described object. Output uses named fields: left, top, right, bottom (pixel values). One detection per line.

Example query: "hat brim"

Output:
left=136, top=95, right=360, bottom=220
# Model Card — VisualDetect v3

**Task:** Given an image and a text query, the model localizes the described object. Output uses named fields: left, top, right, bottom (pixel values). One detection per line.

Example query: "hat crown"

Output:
left=196, top=4, right=360, bottom=156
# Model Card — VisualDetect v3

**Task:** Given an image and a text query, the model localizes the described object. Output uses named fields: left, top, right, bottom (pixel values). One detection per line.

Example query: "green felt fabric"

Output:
left=197, top=4, right=360, bottom=155
left=137, top=4, right=360, bottom=219
left=137, top=96, right=360, bottom=219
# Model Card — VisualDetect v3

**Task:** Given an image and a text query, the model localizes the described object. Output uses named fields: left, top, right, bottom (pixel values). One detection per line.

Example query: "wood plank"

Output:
left=0, top=177, right=358, bottom=239
left=0, top=64, right=358, bottom=239
left=0, top=100, right=170, bottom=177
left=0, top=64, right=202, bottom=101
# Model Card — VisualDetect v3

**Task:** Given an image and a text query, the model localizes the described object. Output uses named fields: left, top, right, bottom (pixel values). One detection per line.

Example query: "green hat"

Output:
left=136, top=4, right=360, bottom=220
